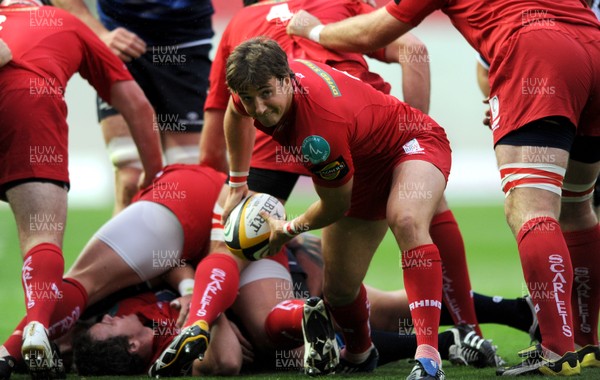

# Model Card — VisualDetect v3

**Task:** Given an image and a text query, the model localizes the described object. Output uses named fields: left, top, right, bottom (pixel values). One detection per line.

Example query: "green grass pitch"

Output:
left=1, top=199, right=599, bottom=379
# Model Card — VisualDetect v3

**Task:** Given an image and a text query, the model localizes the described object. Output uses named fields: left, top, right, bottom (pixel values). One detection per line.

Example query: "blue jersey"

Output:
left=97, top=0, right=214, bottom=47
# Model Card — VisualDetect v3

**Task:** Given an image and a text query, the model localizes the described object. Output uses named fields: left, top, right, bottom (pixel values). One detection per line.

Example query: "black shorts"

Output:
left=246, top=167, right=300, bottom=201
left=97, top=43, right=212, bottom=133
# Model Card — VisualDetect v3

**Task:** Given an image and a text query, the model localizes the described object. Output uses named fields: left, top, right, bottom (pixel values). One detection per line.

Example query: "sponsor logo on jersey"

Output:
left=296, top=59, right=341, bottom=97
left=302, top=135, right=330, bottom=164
left=402, top=138, right=425, bottom=155
left=311, top=156, right=349, bottom=181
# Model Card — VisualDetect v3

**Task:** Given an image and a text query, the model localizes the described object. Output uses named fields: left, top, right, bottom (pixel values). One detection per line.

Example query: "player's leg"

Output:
left=6, top=181, right=67, bottom=374
left=66, top=200, right=184, bottom=305
left=432, top=196, right=481, bottom=335
left=559, top=149, right=600, bottom=368
left=98, top=100, right=144, bottom=215
left=148, top=43, right=211, bottom=166
left=321, top=218, right=387, bottom=373
left=494, top=140, right=581, bottom=376
left=387, top=159, right=446, bottom=377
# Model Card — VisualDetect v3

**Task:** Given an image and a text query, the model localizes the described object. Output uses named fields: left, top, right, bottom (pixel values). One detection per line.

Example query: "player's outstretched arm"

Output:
left=0, top=38, right=12, bottom=67
left=222, top=99, right=256, bottom=222
left=200, top=108, right=229, bottom=173
left=109, top=81, right=163, bottom=188
left=288, top=7, right=411, bottom=53
left=264, top=181, right=353, bottom=257
left=51, top=0, right=146, bottom=61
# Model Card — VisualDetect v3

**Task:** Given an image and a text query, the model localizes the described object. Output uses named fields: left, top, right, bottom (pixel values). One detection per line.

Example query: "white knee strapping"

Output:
left=499, top=163, right=566, bottom=197
left=562, top=181, right=596, bottom=203
left=106, top=136, right=143, bottom=170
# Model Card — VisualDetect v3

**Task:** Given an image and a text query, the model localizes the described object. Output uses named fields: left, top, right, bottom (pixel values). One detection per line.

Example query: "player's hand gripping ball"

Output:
left=223, top=193, right=286, bottom=261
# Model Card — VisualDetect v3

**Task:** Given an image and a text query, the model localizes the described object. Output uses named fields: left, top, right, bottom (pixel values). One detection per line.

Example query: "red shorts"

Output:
left=134, top=164, right=227, bottom=264
left=347, top=123, right=451, bottom=220
left=0, top=87, right=69, bottom=190
left=489, top=24, right=600, bottom=144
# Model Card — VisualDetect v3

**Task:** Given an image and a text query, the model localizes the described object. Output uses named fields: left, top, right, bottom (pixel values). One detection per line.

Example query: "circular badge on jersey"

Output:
left=301, top=135, right=330, bottom=164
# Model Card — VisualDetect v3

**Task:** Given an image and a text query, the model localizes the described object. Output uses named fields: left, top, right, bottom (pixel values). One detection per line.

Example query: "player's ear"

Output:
left=128, top=339, right=141, bottom=354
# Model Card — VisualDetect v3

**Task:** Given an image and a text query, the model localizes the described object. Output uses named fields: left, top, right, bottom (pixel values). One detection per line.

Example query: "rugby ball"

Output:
left=223, top=193, right=286, bottom=261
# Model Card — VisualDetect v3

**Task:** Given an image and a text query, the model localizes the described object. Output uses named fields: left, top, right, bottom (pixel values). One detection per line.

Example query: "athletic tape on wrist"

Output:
left=283, top=220, right=301, bottom=237
left=308, top=25, right=325, bottom=43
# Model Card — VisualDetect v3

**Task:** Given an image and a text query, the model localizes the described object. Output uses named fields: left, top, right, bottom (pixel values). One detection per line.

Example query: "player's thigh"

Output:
left=6, top=181, right=68, bottom=253
left=321, top=218, right=387, bottom=305
left=65, top=238, right=143, bottom=305
left=233, top=260, right=293, bottom=347
left=66, top=201, right=184, bottom=303
left=100, top=114, right=131, bottom=144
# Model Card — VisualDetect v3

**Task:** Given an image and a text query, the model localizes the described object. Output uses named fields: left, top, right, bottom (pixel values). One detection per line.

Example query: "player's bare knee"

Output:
left=388, top=212, right=428, bottom=247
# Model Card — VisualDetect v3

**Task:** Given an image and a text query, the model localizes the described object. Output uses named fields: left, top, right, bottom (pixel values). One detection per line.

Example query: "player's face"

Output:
left=89, top=314, right=144, bottom=341
left=237, top=77, right=293, bottom=127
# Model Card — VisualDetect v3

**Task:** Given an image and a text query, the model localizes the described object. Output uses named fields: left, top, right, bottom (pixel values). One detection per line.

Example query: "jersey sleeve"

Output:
left=384, top=0, right=444, bottom=26
left=205, top=23, right=233, bottom=111
left=74, top=20, right=133, bottom=104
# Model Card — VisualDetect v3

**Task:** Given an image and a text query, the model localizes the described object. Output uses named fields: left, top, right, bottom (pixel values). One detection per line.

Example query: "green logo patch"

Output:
left=301, top=135, right=330, bottom=164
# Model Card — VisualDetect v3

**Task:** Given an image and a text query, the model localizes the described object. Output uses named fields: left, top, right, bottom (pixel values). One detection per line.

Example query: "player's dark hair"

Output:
left=72, top=329, right=146, bottom=375
left=243, top=0, right=259, bottom=6
left=226, top=37, right=294, bottom=94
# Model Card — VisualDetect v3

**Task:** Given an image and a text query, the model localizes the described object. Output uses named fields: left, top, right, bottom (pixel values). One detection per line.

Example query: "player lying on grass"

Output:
left=67, top=289, right=498, bottom=376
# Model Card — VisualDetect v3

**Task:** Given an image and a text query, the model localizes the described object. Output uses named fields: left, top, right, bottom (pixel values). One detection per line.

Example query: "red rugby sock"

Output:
left=264, top=299, right=305, bottom=348
left=430, top=210, right=481, bottom=335
left=327, top=284, right=372, bottom=355
left=22, top=243, right=64, bottom=327
left=47, top=278, right=88, bottom=338
left=564, top=225, right=600, bottom=347
left=186, top=253, right=239, bottom=328
left=518, top=217, right=574, bottom=354
left=3, top=318, right=26, bottom=360
left=402, top=244, right=442, bottom=349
